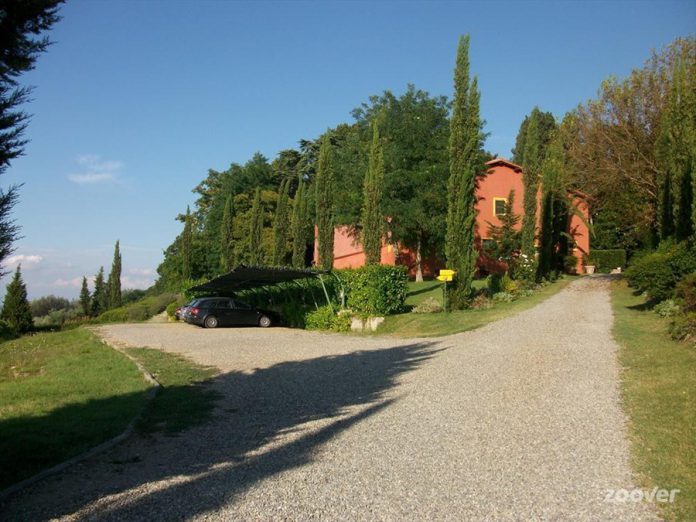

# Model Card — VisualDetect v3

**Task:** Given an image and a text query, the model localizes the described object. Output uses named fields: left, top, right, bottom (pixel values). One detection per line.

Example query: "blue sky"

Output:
left=3, top=0, right=695, bottom=299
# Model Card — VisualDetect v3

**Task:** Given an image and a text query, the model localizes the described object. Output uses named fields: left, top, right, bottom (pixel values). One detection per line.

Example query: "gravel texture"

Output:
left=1, top=277, right=655, bottom=521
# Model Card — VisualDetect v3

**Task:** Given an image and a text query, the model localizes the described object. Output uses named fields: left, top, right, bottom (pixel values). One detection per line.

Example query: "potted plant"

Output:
left=583, top=254, right=596, bottom=275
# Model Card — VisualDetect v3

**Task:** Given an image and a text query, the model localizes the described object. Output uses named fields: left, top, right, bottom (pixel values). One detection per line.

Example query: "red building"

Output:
left=314, top=157, right=590, bottom=277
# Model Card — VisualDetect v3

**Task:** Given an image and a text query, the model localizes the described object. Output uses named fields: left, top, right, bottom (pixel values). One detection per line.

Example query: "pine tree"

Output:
left=219, top=194, right=235, bottom=272
left=249, top=188, right=264, bottom=265
left=661, top=171, right=675, bottom=239
left=511, top=116, right=529, bottom=165
left=290, top=178, right=309, bottom=268
left=181, top=206, right=192, bottom=279
left=485, top=190, right=521, bottom=263
left=445, top=35, right=484, bottom=308
left=315, top=135, right=335, bottom=270
left=272, top=179, right=290, bottom=265
left=107, top=240, right=122, bottom=309
left=361, top=120, right=385, bottom=265
left=79, top=276, right=91, bottom=316
left=1, top=265, right=33, bottom=333
left=91, top=267, right=107, bottom=317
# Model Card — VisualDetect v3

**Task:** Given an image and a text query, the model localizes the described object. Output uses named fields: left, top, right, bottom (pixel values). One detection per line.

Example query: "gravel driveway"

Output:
left=1, top=277, right=654, bottom=520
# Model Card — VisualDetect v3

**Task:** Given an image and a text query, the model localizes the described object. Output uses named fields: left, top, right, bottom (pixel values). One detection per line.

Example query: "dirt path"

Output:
left=1, top=277, right=654, bottom=520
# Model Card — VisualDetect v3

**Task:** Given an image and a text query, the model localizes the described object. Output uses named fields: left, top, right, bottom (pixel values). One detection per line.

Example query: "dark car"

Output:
left=183, top=297, right=275, bottom=328
left=175, top=301, right=195, bottom=320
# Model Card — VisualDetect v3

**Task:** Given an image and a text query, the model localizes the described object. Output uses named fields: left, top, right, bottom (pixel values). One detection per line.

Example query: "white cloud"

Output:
left=53, top=277, right=84, bottom=288
left=3, top=254, right=43, bottom=269
left=121, top=275, right=155, bottom=289
left=68, top=154, right=123, bottom=184
left=128, top=267, right=155, bottom=276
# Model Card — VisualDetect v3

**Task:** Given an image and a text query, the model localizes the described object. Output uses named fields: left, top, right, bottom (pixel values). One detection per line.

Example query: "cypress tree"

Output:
left=272, top=179, right=291, bottom=265
left=249, top=188, right=264, bottom=265
left=315, top=135, right=335, bottom=270
left=91, top=267, right=107, bottom=317
left=676, top=155, right=694, bottom=241
left=219, top=194, right=235, bottom=272
left=361, top=120, right=385, bottom=265
left=661, top=171, right=675, bottom=239
left=511, top=116, right=529, bottom=165
left=445, top=35, right=484, bottom=308
left=520, top=112, right=542, bottom=257
left=485, top=189, right=521, bottom=263
left=1, top=265, right=33, bottom=333
left=181, top=206, right=192, bottom=280
left=79, top=276, right=91, bottom=316
left=107, top=240, right=122, bottom=309
left=290, top=178, right=309, bottom=268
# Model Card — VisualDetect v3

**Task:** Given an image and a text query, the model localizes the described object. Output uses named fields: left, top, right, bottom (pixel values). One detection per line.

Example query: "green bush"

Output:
left=166, top=301, right=180, bottom=319
left=96, top=293, right=178, bottom=323
left=304, top=305, right=350, bottom=332
left=654, top=300, right=681, bottom=318
left=675, top=273, right=696, bottom=313
left=590, top=249, right=626, bottom=273
left=563, top=255, right=578, bottom=274
left=412, top=297, right=443, bottom=314
left=338, top=265, right=407, bottom=316
left=492, top=292, right=515, bottom=303
left=670, top=312, right=696, bottom=345
left=487, top=274, right=503, bottom=294
left=500, top=273, right=518, bottom=294
left=625, top=241, right=696, bottom=301
left=0, top=319, right=17, bottom=342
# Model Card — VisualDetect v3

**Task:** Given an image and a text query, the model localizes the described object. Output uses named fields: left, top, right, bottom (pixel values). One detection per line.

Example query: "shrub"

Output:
left=510, top=253, right=536, bottom=282
left=654, top=299, right=681, bottom=318
left=166, top=301, right=180, bottom=319
left=492, top=292, right=514, bottom=303
left=670, top=312, right=696, bottom=345
left=563, top=255, right=578, bottom=274
left=0, top=319, right=17, bottom=342
left=500, top=273, right=518, bottom=294
left=412, top=297, right=443, bottom=314
left=304, top=305, right=349, bottom=332
left=675, top=273, right=696, bottom=313
left=590, top=249, right=626, bottom=273
left=487, top=274, right=503, bottom=294
left=338, top=265, right=407, bottom=316
left=96, top=293, right=178, bottom=323
left=470, top=294, right=492, bottom=310
left=625, top=241, right=696, bottom=301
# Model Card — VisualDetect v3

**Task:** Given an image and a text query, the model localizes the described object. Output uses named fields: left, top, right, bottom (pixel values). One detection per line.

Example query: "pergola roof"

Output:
left=188, top=265, right=325, bottom=294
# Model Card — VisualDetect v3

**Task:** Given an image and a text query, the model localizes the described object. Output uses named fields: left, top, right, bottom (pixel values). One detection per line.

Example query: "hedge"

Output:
left=625, top=241, right=696, bottom=301
left=337, top=265, right=408, bottom=316
left=590, top=249, right=626, bottom=273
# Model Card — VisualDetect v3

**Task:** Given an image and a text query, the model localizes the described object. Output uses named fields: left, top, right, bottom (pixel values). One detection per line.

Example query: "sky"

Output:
left=3, top=0, right=695, bottom=299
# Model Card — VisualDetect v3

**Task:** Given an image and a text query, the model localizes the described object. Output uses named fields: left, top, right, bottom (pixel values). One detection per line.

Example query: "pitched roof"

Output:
left=485, top=157, right=523, bottom=173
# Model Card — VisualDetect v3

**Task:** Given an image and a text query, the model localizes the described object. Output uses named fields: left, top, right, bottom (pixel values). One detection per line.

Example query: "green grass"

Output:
left=380, top=277, right=572, bottom=337
left=404, top=279, right=486, bottom=307
left=0, top=329, right=220, bottom=490
left=612, top=280, right=695, bottom=521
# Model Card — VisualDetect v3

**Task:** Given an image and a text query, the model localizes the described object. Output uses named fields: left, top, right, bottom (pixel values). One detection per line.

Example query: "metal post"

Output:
left=318, top=274, right=334, bottom=313
left=443, top=281, right=448, bottom=314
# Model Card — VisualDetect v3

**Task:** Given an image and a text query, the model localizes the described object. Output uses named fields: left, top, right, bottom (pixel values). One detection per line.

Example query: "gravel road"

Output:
left=1, top=277, right=654, bottom=521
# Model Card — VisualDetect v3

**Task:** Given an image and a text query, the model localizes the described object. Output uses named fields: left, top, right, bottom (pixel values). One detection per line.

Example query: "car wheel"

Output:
left=204, top=315, right=219, bottom=328
left=258, top=315, right=271, bottom=328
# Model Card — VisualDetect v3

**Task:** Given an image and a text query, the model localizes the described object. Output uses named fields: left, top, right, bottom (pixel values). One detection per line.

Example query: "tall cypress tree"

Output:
left=511, top=116, right=529, bottom=165
left=445, top=35, right=484, bottom=308
left=181, top=206, right=192, bottom=280
left=661, top=171, right=676, bottom=239
left=79, top=276, right=91, bottom=316
left=107, top=240, right=122, bottom=309
left=272, top=179, right=290, bottom=265
left=219, top=194, right=235, bottom=272
left=361, top=120, right=385, bottom=265
left=290, top=178, right=309, bottom=268
left=1, top=265, right=33, bottom=333
left=91, top=267, right=106, bottom=317
left=249, top=188, right=264, bottom=265
left=315, top=135, right=335, bottom=270
left=677, top=160, right=694, bottom=240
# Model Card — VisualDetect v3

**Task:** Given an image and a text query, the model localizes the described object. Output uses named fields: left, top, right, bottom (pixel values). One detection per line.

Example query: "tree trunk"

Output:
left=415, top=236, right=423, bottom=283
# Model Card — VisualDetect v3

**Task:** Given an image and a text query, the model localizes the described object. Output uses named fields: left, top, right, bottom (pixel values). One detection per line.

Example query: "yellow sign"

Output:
left=439, top=269, right=456, bottom=277
left=436, top=275, right=453, bottom=282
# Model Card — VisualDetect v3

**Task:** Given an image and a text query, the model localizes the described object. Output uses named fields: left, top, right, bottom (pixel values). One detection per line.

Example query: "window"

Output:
left=494, top=198, right=507, bottom=216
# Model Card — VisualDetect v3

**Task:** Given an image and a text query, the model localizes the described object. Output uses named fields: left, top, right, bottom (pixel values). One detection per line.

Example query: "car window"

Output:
left=215, top=299, right=232, bottom=309
left=234, top=300, right=252, bottom=310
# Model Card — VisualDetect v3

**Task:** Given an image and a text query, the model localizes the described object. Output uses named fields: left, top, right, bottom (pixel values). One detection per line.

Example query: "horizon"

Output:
left=3, top=0, right=695, bottom=299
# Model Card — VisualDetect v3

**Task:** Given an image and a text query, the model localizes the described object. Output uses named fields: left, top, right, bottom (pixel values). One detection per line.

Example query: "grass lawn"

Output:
left=612, top=280, right=695, bottom=521
left=404, top=279, right=487, bottom=308
left=380, top=277, right=572, bottom=337
left=0, top=328, right=219, bottom=490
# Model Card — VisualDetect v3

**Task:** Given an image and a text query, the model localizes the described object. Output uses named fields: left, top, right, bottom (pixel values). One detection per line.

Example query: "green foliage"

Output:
left=412, top=297, right=443, bottom=314
left=446, top=35, right=484, bottom=307
left=654, top=299, right=681, bottom=318
left=290, top=179, right=310, bottom=268
left=272, top=179, right=290, bottom=265
left=165, top=301, right=180, bottom=319
left=675, top=272, right=696, bottom=313
left=670, top=312, right=696, bottom=344
left=107, top=240, right=122, bottom=309
left=660, top=171, right=676, bottom=239
left=95, top=293, right=177, bottom=324
left=625, top=241, right=696, bottom=301
left=590, top=249, right=627, bottom=273
left=339, top=265, right=408, bottom=316
left=485, top=189, right=521, bottom=264
left=30, top=294, right=71, bottom=318
left=563, top=255, right=578, bottom=274
left=492, top=292, right=515, bottom=303
left=79, top=277, right=91, bottom=316
left=315, top=136, right=335, bottom=270
left=304, top=305, right=350, bottom=332
left=91, top=267, right=107, bottom=317
left=361, top=121, right=385, bottom=265
left=181, top=207, right=193, bottom=280
left=0, top=319, right=17, bottom=342
left=219, top=194, right=235, bottom=272
left=499, top=272, right=519, bottom=294
left=1, top=266, right=33, bottom=333
left=248, top=188, right=264, bottom=265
